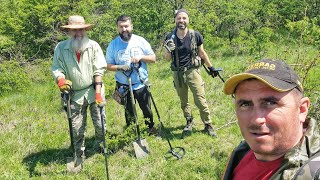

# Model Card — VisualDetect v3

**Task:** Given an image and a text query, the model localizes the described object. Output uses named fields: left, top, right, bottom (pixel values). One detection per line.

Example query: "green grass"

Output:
left=0, top=44, right=319, bottom=179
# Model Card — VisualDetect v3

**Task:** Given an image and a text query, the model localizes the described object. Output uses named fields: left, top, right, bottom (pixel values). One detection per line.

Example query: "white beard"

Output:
left=71, top=35, right=89, bottom=52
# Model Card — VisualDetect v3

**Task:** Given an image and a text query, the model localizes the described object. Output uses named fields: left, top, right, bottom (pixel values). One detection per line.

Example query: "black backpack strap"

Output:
left=169, top=28, right=183, bottom=87
left=293, top=151, right=320, bottom=180
left=189, top=29, right=204, bottom=68
left=189, top=29, right=198, bottom=63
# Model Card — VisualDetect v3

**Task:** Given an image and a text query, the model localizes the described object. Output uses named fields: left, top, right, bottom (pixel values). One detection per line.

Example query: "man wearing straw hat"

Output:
left=51, top=15, right=107, bottom=164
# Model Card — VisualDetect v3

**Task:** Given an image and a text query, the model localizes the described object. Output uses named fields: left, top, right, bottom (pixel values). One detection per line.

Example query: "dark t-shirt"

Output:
left=166, top=29, right=204, bottom=68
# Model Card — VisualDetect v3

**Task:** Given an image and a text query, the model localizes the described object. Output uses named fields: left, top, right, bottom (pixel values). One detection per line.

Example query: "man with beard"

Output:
left=51, top=15, right=107, bottom=167
left=164, top=9, right=218, bottom=137
left=222, top=59, right=320, bottom=179
left=106, top=15, right=156, bottom=135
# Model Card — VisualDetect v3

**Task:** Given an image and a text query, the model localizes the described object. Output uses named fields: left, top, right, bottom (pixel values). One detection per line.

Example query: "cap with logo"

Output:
left=223, top=59, right=303, bottom=95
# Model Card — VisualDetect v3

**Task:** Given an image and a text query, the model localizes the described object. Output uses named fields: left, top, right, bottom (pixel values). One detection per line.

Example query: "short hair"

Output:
left=116, top=15, right=132, bottom=24
left=291, top=87, right=304, bottom=105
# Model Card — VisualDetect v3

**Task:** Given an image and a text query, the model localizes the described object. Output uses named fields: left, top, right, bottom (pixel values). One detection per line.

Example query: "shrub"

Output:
left=0, top=61, right=32, bottom=96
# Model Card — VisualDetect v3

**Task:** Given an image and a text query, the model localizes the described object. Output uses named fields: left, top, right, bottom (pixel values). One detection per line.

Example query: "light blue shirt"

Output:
left=106, top=34, right=154, bottom=90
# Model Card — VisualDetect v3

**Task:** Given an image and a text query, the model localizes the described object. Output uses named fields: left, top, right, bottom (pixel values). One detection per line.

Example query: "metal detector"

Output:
left=202, top=65, right=225, bottom=83
left=133, top=64, right=186, bottom=159
left=98, top=104, right=110, bottom=179
left=63, top=92, right=83, bottom=173
left=147, top=82, right=185, bottom=159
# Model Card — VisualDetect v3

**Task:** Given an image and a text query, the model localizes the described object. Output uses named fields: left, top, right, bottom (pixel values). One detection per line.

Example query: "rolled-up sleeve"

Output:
left=51, top=43, right=66, bottom=80
left=93, top=42, right=107, bottom=76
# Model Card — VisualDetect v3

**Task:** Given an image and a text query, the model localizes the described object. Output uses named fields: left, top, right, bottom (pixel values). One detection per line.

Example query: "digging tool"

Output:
left=63, top=92, right=83, bottom=173
left=202, top=65, right=225, bottom=83
left=98, top=104, right=110, bottom=180
left=123, top=69, right=150, bottom=158
left=133, top=64, right=185, bottom=159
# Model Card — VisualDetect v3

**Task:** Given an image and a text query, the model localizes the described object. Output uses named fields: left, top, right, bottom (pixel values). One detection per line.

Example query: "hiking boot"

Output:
left=183, top=117, right=194, bottom=132
left=204, top=124, right=217, bottom=138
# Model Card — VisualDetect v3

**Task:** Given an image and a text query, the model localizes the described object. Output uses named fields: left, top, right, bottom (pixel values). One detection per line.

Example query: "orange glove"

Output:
left=57, top=78, right=72, bottom=93
left=95, top=93, right=105, bottom=106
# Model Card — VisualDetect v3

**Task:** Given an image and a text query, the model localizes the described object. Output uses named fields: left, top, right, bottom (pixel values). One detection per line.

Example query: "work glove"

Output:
left=116, top=64, right=131, bottom=72
left=165, top=39, right=175, bottom=52
left=95, top=93, right=105, bottom=107
left=57, top=78, right=72, bottom=94
left=208, top=66, right=219, bottom=77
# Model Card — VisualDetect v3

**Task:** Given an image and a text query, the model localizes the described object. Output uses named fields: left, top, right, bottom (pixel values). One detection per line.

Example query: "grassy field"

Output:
left=0, top=44, right=319, bottom=179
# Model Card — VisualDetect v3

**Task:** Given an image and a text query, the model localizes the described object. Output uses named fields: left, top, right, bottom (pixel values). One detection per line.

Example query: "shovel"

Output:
left=63, top=93, right=83, bottom=173
left=127, top=76, right=150, bottom=159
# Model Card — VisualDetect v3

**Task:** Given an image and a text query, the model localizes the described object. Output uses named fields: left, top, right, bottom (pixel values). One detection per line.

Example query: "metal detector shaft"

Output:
left=64, top=93, right=77, bottom=163
left=99, top=106, right=110, bottom=180
left=202, top=65, right=225, bottom=83
left=147, top=87, right=173, bottom=150
left=148, top=88, right=185, bottom=159
left=147, top=87, right=186, bottom=159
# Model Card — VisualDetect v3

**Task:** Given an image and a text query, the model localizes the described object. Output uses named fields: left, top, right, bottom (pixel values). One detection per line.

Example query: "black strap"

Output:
left=189, top=29, right=198, bottom=64
left=293, top=150, right=320, bottom=180
left=93, top=82, right=103, bottom=90
left=172, top=29, right=183, bottom=87
left=95, top=82, right=103, bottom=86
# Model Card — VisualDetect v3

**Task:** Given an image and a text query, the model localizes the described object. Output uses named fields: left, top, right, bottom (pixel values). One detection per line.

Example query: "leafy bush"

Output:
left=23, top=59, right=54, bottom=84
left=309, top=93, right=320, bottom=121
left=0, top=61, right=32, bottom=96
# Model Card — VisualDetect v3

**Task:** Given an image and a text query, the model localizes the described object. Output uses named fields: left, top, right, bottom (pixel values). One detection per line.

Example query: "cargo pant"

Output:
left=173, top=68, right=211, bottom=124
left=69, top=97, right=105, bottom=157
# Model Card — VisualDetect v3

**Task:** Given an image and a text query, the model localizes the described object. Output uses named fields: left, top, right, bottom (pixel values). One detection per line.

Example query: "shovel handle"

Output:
left=128, top=77, right=141, bottom=140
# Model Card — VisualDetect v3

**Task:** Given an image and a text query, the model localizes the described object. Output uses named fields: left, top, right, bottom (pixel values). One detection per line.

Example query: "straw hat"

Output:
left=61, top=15, right=93, bottom=30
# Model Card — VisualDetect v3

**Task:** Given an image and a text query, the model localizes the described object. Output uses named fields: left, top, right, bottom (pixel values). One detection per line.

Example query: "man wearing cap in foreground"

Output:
left=51, top=15, right=107, bottom=168
left=222, top=59, right=320, bottom=179
left=164, top=9, right=218, bottom=137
